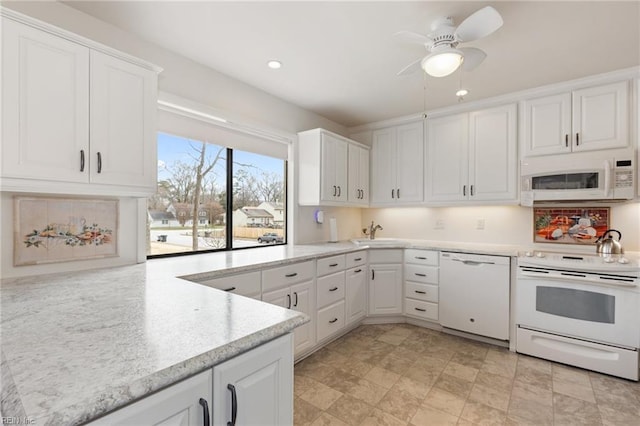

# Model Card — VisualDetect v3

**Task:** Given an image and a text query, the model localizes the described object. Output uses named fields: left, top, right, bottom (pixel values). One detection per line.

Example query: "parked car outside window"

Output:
left=257, top=233, right=284, bottom=244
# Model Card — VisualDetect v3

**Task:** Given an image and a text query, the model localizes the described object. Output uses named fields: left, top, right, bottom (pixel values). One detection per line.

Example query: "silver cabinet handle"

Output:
left=329, top=287, right=338, bottom=292
left=397, top=188, right=400, bottom=198
left=286, top=294, right=291, bottom=309
left=415, top=290, right=427, bottom=294
left=337, top=186, right=341, bottom=197
left=80, top=150, right=85, bottom=172
left=415, top=307, right=426, bottom=312
left=329, top=263, right=339, bottom=267
left=223, top=287, right=236, bottom=292
left=354, top=268, right=362, bottom=273
left=463, top=185, right=466, bottom=196
left=391, top=189, right=395, bottom=199
left=415, top=273, right=427, bottom=277
left=293, top=292, right=298, bottom=307
left=565, top=134, right=569, bottom=147
left=227, top=384, right=237, bottom=426
left=199, top=398, right=210, bottom=426
left=576, top=132, right=580, bottom=146
left=470, top=185, right=474, bottom=196
left=415, top=256, right=427, bottom=260
left=329, top=318, right=338, bottom=323
left=285, top=272, right=297, bottom=278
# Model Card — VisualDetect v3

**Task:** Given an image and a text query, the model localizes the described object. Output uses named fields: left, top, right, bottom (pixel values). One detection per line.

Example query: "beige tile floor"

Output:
left=294, top=323, right=640, bottom=426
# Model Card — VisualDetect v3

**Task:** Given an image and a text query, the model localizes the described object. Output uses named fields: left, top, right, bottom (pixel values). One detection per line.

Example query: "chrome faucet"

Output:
left=362, top=221, right=383, bottom=240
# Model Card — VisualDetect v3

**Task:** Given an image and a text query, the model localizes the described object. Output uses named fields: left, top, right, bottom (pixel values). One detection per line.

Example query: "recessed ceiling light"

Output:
left=456, top=88, right=469, bottom=97
left=267, top=60, right=282, bottom=69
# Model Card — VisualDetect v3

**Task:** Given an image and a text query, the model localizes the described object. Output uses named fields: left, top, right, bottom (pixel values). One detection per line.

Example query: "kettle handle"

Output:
left=602, top=229, right=622, bottom=241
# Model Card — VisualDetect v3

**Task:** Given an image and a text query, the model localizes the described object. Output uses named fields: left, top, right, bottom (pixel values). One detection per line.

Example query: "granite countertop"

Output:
left=0, top=240, right=522, bottom=425
left=0, top=264, right=307, bottom=425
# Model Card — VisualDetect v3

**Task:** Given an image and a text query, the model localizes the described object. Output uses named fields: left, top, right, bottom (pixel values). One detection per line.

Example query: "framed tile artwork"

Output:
left=14, top=197, right=118, bottom=266
left=533, top=207, right=609, bottom=245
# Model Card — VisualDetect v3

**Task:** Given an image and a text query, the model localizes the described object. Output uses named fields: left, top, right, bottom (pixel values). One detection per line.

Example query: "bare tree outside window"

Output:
left=148, top=133, right=286, bottom=256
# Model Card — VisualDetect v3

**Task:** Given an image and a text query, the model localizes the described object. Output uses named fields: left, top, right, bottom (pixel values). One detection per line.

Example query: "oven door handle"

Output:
left=519, top=271, right=637, bottom=288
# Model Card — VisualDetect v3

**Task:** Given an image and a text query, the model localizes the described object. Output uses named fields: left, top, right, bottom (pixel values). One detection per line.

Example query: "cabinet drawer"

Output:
left=405, top=282, right=438, bottom=303
left=317, top=255, right=346, bottom=277
left=404, top=264, right=439, bottom=285
left=262, top=261, right=314, bottom=292
left=317, top=301, right=345, bottom=342
left=404, top=249, right=439, bottom=266
left=405, top=299, right=438, bottom=321
left=346, top=250, right=367, bottom=268
left=197, top=271, right=261, bottom=297
left=317, top=271, right=345, bottom=308
left=368, top=249, right=403, bottom=263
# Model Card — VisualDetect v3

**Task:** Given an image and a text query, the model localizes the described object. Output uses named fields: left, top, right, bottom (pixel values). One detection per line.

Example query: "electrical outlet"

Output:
left=476, top=219, right=485, bottom=230
left=434, top=219, right=445, bottom=230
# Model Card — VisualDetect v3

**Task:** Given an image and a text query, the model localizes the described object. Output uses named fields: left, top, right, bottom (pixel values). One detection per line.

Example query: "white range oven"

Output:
left=515, top=251, right=640, bottom=380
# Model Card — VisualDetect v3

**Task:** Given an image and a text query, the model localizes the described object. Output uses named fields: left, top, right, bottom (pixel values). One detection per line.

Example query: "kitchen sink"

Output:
left=350, top=238, right=406, bottom=247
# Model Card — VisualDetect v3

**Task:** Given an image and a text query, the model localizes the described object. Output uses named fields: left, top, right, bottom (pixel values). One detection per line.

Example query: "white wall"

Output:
left=361, top=202, right=640, bottom=252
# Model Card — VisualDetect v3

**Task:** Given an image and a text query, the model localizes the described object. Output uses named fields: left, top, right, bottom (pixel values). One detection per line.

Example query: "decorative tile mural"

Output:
left=533, top=207, right=609, bottom=245
left=14, top=197, right=118, bottom=265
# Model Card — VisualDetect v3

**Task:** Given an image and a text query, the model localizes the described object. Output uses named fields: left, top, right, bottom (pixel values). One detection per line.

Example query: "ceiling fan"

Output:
left=395, top=6, right=503, bottom=78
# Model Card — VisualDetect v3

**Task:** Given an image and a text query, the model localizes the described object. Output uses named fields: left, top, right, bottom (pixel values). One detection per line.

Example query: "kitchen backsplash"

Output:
left=360, top=202, right=640, bottom=252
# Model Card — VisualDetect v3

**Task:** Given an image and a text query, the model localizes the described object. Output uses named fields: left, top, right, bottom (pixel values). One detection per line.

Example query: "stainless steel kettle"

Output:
left=595, top=229, right=624, bottom=255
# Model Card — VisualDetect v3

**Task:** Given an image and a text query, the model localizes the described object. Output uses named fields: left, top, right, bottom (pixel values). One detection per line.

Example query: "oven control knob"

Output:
left=535, top=252, right=545, bottom=258
left=618, top=257, right=630, bottom=264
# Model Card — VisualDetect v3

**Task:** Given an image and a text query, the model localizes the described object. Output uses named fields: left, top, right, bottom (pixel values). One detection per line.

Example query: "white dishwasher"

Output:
left=439, top=252, right=510, bottom=340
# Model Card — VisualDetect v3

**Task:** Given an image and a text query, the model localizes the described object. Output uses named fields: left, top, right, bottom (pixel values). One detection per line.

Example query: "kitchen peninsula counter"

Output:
left=0, top=240, right=523, bottom=425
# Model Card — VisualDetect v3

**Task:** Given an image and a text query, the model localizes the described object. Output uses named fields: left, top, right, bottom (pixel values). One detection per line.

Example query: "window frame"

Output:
left=148, top=143, right=288, bottom=260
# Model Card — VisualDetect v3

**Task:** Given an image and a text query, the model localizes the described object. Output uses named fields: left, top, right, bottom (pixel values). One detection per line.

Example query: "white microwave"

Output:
left=520, top=149, right=635, bottom=205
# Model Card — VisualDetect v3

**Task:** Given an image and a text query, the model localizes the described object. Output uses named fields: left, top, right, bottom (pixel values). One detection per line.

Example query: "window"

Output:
left=148, top=132, right=287, bottom=257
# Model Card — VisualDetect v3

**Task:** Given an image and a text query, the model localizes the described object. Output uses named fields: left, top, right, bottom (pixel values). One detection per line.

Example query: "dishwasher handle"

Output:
left=451, top=258, right=495, bottom=266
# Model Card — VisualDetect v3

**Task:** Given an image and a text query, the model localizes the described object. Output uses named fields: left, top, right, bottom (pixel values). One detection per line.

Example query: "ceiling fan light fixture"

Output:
left=420, top=49, right=463, bottom=77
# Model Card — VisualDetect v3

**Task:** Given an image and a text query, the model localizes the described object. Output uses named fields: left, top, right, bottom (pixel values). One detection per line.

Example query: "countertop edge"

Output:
left=64, top=313, right=308, bottom=425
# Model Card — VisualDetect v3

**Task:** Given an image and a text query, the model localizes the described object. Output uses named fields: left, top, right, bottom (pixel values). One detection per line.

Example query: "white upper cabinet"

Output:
left=89, top=51, right=157, bottom=188
left=298, top=128, right=368, bottom=206
left=426, top=104, right=517, bottom=203
left=348, top=143, right=369, bottom=205
left=371, top=121, right=424, bottom=205
left=0, top=13, right=160, bottom=196
left=1, top=17, right=90, bottom=184
left=523, top=81, right=629, bottom=157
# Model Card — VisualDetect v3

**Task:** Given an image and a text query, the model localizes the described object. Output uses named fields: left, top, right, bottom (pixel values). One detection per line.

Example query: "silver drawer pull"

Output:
left=329, top=318, right=338, bottom=323
left=415, top=273, right=427, bottom=277
left=329, top=287, right=339, bottom=292
left=354, top=258, right=362, bottom=261
left=285, top=273, right=298, bottom=278
left=354, top=269, right=362, bottom=273
left=329, top=263, right=339, bottom=267
left=414, top=290, right=426, bottom=294
left=415, top=307, right=426, bottom=312
left=415, top=256, right=427, bottom=260
left=223, top=287, right=236, bottom=292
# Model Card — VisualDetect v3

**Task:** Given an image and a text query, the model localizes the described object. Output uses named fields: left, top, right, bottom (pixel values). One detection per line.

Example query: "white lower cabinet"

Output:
left=89, top=335, right=294, bottom=426
left=317, top=300, right=346, bottom=342
left=368, top=250, right=403, bottom=316
left=89, top=369, right=212, bottom=426
left=263, top=280, right=315, bottom=356
left=213, top=334, right=293, bottom=426
left=345, top=265, right=367, bottom=324
left=404, top=250, right=439, bottom=322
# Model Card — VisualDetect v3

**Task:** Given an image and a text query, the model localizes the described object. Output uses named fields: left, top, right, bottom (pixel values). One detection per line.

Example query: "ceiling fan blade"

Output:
left=397, top=58, right=423, bottom=76
left=394, top=30, right=431, bottom=45
left=455, top=6, right=503, bottom=43
left=460, top=47, right=487, bottom=71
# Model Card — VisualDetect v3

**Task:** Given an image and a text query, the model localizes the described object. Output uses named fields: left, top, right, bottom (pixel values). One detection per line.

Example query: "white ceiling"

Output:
left=64, top=1, right=640, bottom=128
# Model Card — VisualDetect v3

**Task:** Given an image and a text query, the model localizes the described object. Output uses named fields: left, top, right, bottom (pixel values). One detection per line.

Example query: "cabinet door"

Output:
left=90, top=50, right=157, bottom=189
left=334, top=137, right=348, bottom=202
left=88, top=370, right=212, bottom=426
left=291, top=280, right=316, bottom=356
left=346, top=266, right=367, bottom=324
left=320, top=133, right=342, bottom=202
left=348, top=144, right=369, bottom=205
left=469, top=104, right=518, bottom=201
left=368, top=264, right=403, bottom=315
left=572, top=81, right=629, bottom=152
left=213, top=334, right=293, bottom=426
left=522, top=93, right=572, bottom=157
left=1, top=18, right=89, bottom=183
left=425, top=113, right=469, bottom=201
left=371, top=128, right=397, bottom=203
left=395, top=122, right=424, bottom=203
